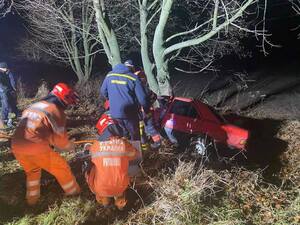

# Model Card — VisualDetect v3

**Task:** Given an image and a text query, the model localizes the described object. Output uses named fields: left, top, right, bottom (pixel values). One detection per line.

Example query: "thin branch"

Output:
left=220, top=0, right=229, bottom=34
left=164, top=0, right=257, bottom=56
left=147, top=0, right=160, bottom=11
left=174, top=60, right=214, bottom=74
left=146, top=4, right=162, bottom=28
left=0, top=0, right=13, bottom=18
left=213, top=0, right=220, bottom=30
left=261, top=0, right=268, bottom=55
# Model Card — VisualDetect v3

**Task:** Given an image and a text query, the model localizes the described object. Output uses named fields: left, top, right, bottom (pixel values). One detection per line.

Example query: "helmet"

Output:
left=124, top=59, right=134, bottom=68
left=96, top=113, right=123, bottom=138
left=0, top=62, right=8, bottom=69
left=51, top=83, right=79, bottom=106
left=104, top=100, right=110, bottom=110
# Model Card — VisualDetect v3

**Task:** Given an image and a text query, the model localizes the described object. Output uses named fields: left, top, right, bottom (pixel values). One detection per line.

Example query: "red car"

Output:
left=154, top=97, right=249, bottom=151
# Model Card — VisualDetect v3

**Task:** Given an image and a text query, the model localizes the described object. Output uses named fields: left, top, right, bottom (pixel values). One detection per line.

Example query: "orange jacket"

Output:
left=87, top=137, right=137, bottom=197
left=12, top=100, right=71, bottom=155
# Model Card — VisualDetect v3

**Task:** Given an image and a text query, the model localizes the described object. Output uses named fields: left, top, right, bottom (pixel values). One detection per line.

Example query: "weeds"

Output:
left=6, top=197, right=97, bottom=225
left=277, top=120, right=300, bottom=186
left=1, top=79, right=300, bottom=225
left=121, top=160, right=224, bottom=225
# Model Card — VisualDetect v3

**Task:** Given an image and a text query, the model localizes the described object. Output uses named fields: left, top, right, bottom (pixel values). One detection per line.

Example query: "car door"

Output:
left=192, top=101, right=227, bottom=142
left=164, top=99, right=200, bottom=134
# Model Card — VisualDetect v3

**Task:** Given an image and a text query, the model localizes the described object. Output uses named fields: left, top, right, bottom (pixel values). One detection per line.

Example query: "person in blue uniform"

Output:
left=100, top=63, right=150, bottom=141
left=0, top=62, right=18, bottom=127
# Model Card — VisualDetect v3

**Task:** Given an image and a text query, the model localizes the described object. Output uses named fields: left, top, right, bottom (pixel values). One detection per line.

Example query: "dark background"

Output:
left=0, top=0, right=299, bottom=89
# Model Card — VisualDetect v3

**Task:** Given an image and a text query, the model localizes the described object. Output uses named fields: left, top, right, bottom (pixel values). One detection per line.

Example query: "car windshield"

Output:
left=169, top=100, right=198, bottom=118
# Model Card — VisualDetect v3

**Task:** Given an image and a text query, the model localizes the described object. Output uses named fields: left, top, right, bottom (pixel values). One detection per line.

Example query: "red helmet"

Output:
left=51, top=83, right=79, bottom=105
left=104, top=100, right=110, bottom=110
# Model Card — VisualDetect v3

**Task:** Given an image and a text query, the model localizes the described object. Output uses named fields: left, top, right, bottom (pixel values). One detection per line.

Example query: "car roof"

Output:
left=173, top=97, right=193, bottom=102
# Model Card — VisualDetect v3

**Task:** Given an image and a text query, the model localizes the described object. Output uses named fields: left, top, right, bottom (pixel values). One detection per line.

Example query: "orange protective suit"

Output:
left=12, top=100, right=80, bottom=205
left=85, top=137, right=137, bottom=209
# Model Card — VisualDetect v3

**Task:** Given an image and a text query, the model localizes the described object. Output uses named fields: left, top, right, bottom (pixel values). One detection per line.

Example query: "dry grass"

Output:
left=34, top=80, right=49, bottom=99
left=72, top=78, right=104, bottom=116
left=218, top=168, right=299, bottom=225
left=16, top=78, right=28, bottom=100
left=6, top=197, right=98, bottom=225
left=117, top=160, right=224, bottom=225
left=115, top=162, right=299, bottom=225
left=1, top=78, right=300, bottom=225
left=277, top=120, right=300, bottom=186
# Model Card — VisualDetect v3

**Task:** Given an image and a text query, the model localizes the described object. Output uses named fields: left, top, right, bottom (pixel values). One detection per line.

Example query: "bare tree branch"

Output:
left=164, top=0, right=257, bottom=56
left=0, top=0, right=13, bottom=18
left=16, top=0, right=99, bottom=83
left=213, top=0, right=220, bottom=30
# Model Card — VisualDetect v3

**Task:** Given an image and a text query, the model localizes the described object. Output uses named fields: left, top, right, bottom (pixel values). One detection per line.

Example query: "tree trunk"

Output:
left=92, top=0, right=121, bottom=66
left=152, top=0, right=173, bottom=96
left=153, top=53, right=172, bottom=96
left=82, top=3, right=93, bottom=82
left=139, top=0, right=160, bottom=94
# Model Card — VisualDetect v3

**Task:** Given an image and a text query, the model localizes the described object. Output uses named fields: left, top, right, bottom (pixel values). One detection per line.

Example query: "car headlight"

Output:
left=239, top=139, right=247, bottom=145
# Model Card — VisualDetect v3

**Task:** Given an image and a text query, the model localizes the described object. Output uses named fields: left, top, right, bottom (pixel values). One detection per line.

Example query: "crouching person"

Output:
left=96, top=100, right=141, bottom=177
left=85, top=136, right=138, bottom=210
left=11, top=83, right=81, bottom=206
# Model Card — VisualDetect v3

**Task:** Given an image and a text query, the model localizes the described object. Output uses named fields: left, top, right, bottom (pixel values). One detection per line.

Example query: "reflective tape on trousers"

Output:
left=27, top=189, right=40, bottom=197
left=27, top=180, right=40, bottom=187
left=66, top=186, right=77, bottom=195
left=62, top=180, right=74, bottom=190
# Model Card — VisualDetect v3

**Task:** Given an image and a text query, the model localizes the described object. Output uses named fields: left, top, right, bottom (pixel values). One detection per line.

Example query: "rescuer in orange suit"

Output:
left=84, top=136, right=138, bottom=210
left=11, top=83, right=81, bottom=206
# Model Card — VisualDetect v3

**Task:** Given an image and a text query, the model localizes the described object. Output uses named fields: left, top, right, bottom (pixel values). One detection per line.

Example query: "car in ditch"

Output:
left=154, top=97, right=249, bottom=155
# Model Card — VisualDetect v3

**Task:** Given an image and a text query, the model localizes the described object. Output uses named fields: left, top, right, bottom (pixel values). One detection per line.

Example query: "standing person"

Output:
left=124, top=60, right=161, bottom=150
left=84, top=136, right=138, bottom=210
left=133, top=69, right=162, bottom=150
left=100, top=62, right=150, bottom=141
left=11, top=83, right=81, bottom=206
left=0, top=62, right=18, bottom=127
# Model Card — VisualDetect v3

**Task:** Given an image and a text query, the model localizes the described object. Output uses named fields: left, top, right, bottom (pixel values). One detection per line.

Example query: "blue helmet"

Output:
left=124, top=59, right=134, bottom=68
left=0, top=62, right=8, bottom=69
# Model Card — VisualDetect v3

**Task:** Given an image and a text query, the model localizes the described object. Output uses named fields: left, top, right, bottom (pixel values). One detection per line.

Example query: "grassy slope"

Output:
left=1, top=79, right=299, bottom=225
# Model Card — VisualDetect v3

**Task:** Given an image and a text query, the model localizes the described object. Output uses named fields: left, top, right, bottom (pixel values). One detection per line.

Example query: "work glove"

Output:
left=150, top=140, right=161, bottom=150
left=84, top=143, right=92, bottom=152
left=74, top=143, right=91, bottom=159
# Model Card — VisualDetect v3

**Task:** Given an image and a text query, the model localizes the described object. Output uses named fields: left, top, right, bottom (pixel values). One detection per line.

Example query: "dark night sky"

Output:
left=0, top=13, right=24, bottom=62
left=0, top=0, right=299, bottom=87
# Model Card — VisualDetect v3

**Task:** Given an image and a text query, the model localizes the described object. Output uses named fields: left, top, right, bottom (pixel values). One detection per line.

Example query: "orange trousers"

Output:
left=85, top=167, right=127, bottom=210
left=13, top=150, right=80, bottom=205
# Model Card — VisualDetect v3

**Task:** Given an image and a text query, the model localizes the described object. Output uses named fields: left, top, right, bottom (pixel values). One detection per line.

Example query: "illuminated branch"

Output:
left=0, top=0, right=13, bottom=18
left=16, top=0, right=98, bottom=83
left=164, top=0, right=257, bottom=56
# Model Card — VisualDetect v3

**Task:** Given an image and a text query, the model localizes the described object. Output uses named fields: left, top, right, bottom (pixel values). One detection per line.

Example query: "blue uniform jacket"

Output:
left=0, top=71, right=16, bottom=93
left=100, top=64, right=150, bottom=119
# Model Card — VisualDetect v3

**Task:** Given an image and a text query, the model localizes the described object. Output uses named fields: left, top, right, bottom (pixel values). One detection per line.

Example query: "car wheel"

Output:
left=188, top=135, right=214, bottom=160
